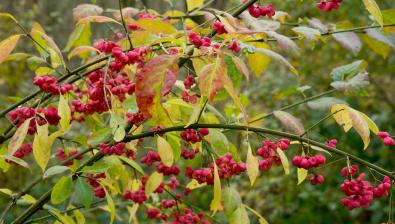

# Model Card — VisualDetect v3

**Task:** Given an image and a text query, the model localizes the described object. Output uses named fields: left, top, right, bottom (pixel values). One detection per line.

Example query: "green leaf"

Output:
left=157, top=136, right=173, bottom=167
left=75, top=178, right=93, bottom=208
left=8, top=117, right=32, bottom=155
left=119, top=156, right=144, bottom=174
left=165, top=133, right=181, bottom=161
left=104, top=188, right=116, bottom=224
left=88, top=128, right=112, bottom=146
left=307, top=97, right=348, bottom=110
left=81, top=162, right=110, bottom=173
left=330, top=60, right=367, bottom=81
left=331, top=72, right=369, bottom=91
left=186, top=0, right=204, bottom=12
left=223, top=187, right=242, bottom=217
left=64, top=23, right=92, bottom=52
left=206, top=129, right=229, bottom=155
left=228, top=207, right=250, bottom=224
left=362, top=0, right=383, bottom=27
left=51, top=176, right=73, bottom=205
left=43, top=166, right=70, bottom=179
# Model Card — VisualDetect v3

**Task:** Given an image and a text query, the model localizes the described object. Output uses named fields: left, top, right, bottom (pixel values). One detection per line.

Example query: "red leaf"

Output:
left=135, top=55, right=179, bottom=119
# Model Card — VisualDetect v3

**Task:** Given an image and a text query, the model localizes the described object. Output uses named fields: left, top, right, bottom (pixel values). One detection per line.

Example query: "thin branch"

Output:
left=248, top=89, right=337, bottom=124
left=118, top=0, right=133, bottom=50
left=300, top=109, right=344, bottom=137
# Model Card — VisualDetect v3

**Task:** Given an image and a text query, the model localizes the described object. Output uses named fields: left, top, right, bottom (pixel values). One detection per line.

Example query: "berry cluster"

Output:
left=9, top=106, right=60, bottom=134
left=325, top=139, right=338, bottom=148
left=12, top=144, right=32, bottom=159
left=340, top=165, right=359, bottom=177
left=86, top=173, right=106, bottom=198
left=316, top=0, right=342, bottom=12
left=181, top=148, right=199, bottom=160
left=171, top=208, right=209, bottom=224
left=156, top=162, right=181, bottom=176
left=376, top=131, right=395, bottom=146
left=181, top=75, right=198, bottom=104
left=247, top=2, right=275, bottom=18
left=99, top=143, right=126, bottom=156
left=186, top=153, right=246, bottom=185
left=124, top=175, right=164, bottom=204
left=307, top=173, right=325, bottom=185
left=126, top=111, right=145, bottom=126
left=188, top=32, right=211, bottom=48
left=180, top=128, right=209, bottom=144
left=56, top=148, right=83, bottom=166
left=212, top=21, right=227, bottom=35
left=291, top=154, right=326, bottom=169
left=146, top=208, right=167, bottom=221
left=226, top=39, right=241, bottom=53
left=140, top=150, right=161, bottom=166
left=339, top=166, right=391, bottom=210
left=256, top=139, right=290, bottom=171
left=33, top=76, right=73, bottom=95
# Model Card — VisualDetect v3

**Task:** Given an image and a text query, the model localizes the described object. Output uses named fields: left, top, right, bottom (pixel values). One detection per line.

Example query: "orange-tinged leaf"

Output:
left=8, top=117, right=32, bottom=155
left=198, top=57, right=227, bottom=103
left=0, top=35, right=21, bottom=64
left=135, top=55, right=179, bottom=124
left=231, top=56, right=249, bottom=81
left=73, top=4, right=103, bottom=21
left=223, top=69, right=248, bottom=122
left=68, top=46, right=99, bottom=59
left=77, top=16, right=121, bottom=25
left=210, top=157, right=222, bottom=215
left=145, top=171, right=163, bottom=196
left=132, top=19, right=177, bottom=35
left=273, top=111, right=305, bottom=135
left=157, top=136, right=173, bottom=167
left=246, top=144, right=259, bottom=186
left=347, top=107, right=370, bottom=150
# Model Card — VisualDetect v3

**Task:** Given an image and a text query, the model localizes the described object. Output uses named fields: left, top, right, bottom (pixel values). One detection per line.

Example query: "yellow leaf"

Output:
left=21, top=194, right=36, bottom=203
left=186, top=179, right=207, bottom=190
left=0, top=35, right=21, bottom=64
left=0, top=188, right=13, bottom=196
left=297, top=168, right=308, bottom=185
left=360, top=112, right=379, bottom=134
left=132, top=19, right=177, bottom=35
left=8, top=117, right=32, bottom=155
left=104, top=188, right=116, bottom=224
left=0, top=155, right=29, bottom=169
left=33, top=123, right=50, bottom=172
left=276, top=148, right=289, bottom=175
left=246, top=144, right=259, bottom=186
left=243, top=204, right=269, bottom=224
left=127, top=204, right=140, bottom=224
left=223, top=67, right=248, bottom=122
left=246, top=42, right=271, bottom=77
left=362, top=0, right=383, bottom=27
left=145, top=171, right=163, bottom=196
left=187, top=0, right=204, bottom=12
left=347, top=107, right=370, bottom=150
left=210, top=158, right=222, bottom=215
left=331, top=104, right=352, bottom=132
left=185, top=97, right=205, bottom=127
left=157, top=136, right=173, bottom=167
left=58, top=94, right=71, bottom=132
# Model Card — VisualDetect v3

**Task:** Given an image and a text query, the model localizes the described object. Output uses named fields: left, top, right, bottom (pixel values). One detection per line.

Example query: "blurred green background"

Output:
left=0, top=0, right=395, bottom=223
